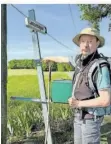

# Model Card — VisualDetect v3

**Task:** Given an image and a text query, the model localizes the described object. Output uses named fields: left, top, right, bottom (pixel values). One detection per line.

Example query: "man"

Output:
left=43, top=27, right=111, bottom=144
left=68, top=27, right=111, bottom=144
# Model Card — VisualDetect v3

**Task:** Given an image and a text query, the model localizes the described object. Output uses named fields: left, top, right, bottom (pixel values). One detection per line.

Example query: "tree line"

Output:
left=8, top=59, right=75, bottom=71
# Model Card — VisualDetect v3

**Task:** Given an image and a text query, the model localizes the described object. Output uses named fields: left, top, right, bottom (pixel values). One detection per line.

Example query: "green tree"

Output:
left=42, top=61, right=48, bottom=71
left=57, top=63, right=65, bottom=71
left=8, top=59, right=18, bottom=69
left=78, top=4, right=111, bottom=31
left=50, top=62, right=57, bottom=71
left=64, top=63, right=74, bottom=71
left=8, top=59, right=36, bottom=69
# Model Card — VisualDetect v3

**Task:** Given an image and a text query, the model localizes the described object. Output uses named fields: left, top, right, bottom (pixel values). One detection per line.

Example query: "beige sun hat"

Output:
left=72, top=27, right=105, bottom=48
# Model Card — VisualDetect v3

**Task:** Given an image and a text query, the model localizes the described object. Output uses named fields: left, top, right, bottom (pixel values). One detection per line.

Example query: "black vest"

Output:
left=73, top=51, right=101, bottom=100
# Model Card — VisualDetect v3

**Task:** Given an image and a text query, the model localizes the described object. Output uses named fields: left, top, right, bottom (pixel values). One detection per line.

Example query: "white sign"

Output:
left=25, top=17, right=47, bottom=34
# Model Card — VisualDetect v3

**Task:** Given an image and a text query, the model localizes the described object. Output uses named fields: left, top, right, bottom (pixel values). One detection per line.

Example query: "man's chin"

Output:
left=81, top=52, right=90, bottom=59
left=82, top=52, right=89, bottom=56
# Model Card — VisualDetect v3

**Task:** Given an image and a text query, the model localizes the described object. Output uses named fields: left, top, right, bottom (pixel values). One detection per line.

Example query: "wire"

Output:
left=11, top=4, right=73, bottom=52
left=10, top=4, right=78, bottom=144
left=11, top=4, right=28, bottom=18
left=47, top=33, right=73, bottom=51
left=68, top=4, right=77, bottom=34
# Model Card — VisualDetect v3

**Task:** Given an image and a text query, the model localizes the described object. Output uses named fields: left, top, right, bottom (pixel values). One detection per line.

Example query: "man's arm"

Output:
left=42, top=56, right=70, bottom=63
left=68, top=66, right=111, bottom=108
left=78, top=66, right=111, bottom=108
left=42, top=56, right=76, bottom=67
left=77, top=89, right=110, bottom=108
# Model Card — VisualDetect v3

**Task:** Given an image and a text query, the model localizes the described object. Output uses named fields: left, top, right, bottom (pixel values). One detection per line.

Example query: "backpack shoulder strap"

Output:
left=88, top=58, right=108, bottom=97
left=72, top=54, right=81, bottom=84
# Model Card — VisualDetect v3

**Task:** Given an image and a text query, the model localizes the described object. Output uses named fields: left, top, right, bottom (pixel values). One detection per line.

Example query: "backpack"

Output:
left=88, top=54, right=111, bottom=95
left=73, top=53, right=111, bottom=116
left=87, top=54, right=111, bottom=116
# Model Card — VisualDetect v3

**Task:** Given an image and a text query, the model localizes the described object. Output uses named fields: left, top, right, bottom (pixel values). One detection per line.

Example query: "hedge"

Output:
left=8, top=59, right=74, bottom=71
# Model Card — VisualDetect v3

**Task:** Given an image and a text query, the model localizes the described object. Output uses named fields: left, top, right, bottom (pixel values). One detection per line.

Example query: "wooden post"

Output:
left=1, top=4, right=7, bottom=144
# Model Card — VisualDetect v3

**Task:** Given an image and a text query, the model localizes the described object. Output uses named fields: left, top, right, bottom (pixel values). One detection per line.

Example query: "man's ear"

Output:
left=97, top=40, right=100, bottom=48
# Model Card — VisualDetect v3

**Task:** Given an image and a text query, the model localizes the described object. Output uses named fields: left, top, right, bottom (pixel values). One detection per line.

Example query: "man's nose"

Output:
left=84, top=41, right=89, bottom=47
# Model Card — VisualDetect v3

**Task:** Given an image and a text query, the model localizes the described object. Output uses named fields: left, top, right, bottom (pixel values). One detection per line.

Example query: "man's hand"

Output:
left=68, top=97, right=79, bottom=108
left=42, top=56, right=69, bottom=63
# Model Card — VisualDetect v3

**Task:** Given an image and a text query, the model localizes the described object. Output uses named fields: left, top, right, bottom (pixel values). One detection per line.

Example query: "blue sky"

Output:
left=7, top=4, right=111, bottom=61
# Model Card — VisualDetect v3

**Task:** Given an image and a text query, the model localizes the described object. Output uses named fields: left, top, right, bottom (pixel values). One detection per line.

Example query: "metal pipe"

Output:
left=11, top=96, right=51, bottom=103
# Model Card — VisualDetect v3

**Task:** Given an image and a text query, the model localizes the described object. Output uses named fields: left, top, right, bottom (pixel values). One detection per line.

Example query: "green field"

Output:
left=7, top=69, right=73, bottom=143
left=7, top=69, right=111, bottom=144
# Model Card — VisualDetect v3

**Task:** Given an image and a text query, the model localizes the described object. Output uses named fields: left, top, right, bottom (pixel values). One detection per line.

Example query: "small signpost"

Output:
left=11, top=9, right=53, bottom=144
left=25, top=17, right=47, bottom=34
left=26, top=9, right=53, bottom=144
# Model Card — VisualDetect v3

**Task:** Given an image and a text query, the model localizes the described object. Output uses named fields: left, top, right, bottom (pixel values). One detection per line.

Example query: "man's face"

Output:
left=79, top=34, right=100, bottom=56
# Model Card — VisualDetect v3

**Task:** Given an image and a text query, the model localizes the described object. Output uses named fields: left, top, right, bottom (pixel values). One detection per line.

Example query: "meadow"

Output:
left=7, top=69, right=111, bottom=144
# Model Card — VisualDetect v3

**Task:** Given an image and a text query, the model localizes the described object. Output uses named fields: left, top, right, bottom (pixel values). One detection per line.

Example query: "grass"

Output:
left=7, top=69, right=111, bottom=144
left=7, top=69, right=72, bottom=143
left=8, top=69, right=70, bottom=76
left=7, top=70, right=70, bottom=100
